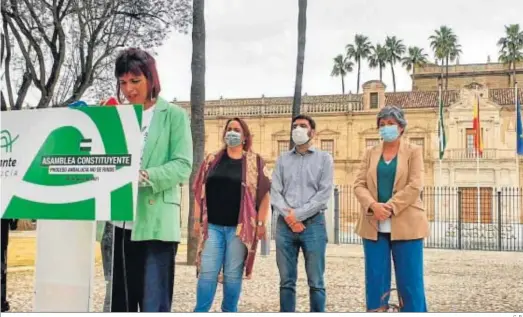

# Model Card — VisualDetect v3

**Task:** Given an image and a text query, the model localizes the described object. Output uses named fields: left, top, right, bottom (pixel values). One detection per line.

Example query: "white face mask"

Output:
left=292, top=127, right=310, bottom=145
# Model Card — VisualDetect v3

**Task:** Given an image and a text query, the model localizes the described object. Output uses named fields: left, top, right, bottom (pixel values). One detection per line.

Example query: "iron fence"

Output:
left=333, top=185, right=523, bottom=252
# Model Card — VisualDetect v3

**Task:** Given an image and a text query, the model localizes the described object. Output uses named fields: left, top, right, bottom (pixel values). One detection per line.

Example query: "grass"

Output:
left=7, top=235, right=187, bottom=268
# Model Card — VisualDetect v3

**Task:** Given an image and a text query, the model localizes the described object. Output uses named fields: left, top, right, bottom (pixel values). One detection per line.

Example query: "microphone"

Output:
left=101, top=97, right=119, bottom=106
left=67, top=100, right=88, bottom=108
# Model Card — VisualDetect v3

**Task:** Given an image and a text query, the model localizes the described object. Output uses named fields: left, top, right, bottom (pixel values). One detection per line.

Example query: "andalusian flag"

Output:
left=472, top=95, right=483, bottom=157
left=438, top=93, right=446, bottom=159
left=517, top=94, right=523, bottom=155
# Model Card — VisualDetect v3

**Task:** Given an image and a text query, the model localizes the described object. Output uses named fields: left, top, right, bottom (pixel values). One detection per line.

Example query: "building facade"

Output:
left=412, top=61, right=523, bottom=91
left=177, top=65, right=523, bottom=231
left=178, top=81, right=522, bottom=188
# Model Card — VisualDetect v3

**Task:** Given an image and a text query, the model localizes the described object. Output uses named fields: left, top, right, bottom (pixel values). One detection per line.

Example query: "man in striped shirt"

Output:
left=271, top=114, right=334, bottom=312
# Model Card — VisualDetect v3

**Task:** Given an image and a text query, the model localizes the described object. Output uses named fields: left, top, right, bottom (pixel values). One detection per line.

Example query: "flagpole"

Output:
left=516, top=82, right=520, bottom=189
left=437, top=82, right=443, bottom=223
left=516, top=82, right=521, bottom=225
left=477, top=143, right=480, bottom=224
left=476, top=90, right=481, bottom=224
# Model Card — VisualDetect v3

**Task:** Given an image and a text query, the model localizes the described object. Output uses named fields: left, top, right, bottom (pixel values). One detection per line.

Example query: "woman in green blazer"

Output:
left=103, top=48, right=193, bottom=312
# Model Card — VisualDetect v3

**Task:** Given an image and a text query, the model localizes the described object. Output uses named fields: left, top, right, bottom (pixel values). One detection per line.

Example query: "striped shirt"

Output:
left=270, top=146, right=334, bottom=221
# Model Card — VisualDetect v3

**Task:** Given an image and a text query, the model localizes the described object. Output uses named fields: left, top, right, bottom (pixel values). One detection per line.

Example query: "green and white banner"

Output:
left=1, top=105, right=143, bottom=221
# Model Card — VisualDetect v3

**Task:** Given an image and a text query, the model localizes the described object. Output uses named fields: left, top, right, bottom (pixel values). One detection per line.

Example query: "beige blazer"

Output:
left=353, top=140, right=429, bottom=241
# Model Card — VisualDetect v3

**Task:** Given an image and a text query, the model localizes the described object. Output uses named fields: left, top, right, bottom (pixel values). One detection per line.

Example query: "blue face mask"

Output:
left=379, top=125, right=400, bottom=142
left=224, top=131, right=242, bottom=147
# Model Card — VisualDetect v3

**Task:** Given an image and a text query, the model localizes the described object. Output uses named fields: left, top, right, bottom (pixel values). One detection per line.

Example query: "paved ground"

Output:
left=6, top=243, right=523, bottom=312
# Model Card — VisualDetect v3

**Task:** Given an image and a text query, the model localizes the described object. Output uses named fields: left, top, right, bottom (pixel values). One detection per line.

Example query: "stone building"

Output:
left=177, top=62, right=523, bottom=231
left=412, top=61, right=523, bottom=91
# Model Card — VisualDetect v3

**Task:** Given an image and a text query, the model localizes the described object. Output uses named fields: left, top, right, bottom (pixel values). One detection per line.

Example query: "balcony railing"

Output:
left=181, top=101, right=365, bottom=118
left=436, top=148, right=519, bottom=160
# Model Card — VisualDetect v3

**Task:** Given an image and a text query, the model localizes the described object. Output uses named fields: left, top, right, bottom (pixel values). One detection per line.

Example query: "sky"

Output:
left=154, top=0, right=522, bottom=102
left=12, top=0, right=523, bottom=105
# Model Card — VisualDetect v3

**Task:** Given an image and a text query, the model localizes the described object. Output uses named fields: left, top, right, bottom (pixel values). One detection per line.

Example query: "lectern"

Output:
left=0, top=105, right=143, bottom=312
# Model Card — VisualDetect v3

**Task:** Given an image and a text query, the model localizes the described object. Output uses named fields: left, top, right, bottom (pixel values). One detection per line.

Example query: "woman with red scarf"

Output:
left=192, top=117, right=271, bottom=312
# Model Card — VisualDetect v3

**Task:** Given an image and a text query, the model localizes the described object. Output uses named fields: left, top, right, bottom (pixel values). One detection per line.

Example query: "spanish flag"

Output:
left=473, top=94, right=483, bottom=157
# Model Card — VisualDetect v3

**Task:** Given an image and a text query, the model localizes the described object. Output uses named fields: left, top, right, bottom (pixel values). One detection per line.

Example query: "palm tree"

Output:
left=331, top=54, right=354, bottom=95
left=402, top=46, right=429, bottom=89
left=368, top=43, right=388, bottom=82
left=346, top=34, right=372, bottom=94
left=429, top=26, right=461, bottom=90
left=384, top=36, right=406, bottom=92
left=187, top=0, right=206, bottom=265
left=289, top=0, right=307, bottom=149
left=497, top=24, right=523, bottom=87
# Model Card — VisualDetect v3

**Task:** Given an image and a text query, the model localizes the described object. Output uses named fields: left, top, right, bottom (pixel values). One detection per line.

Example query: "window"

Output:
left=466, top=128, right=483, bottom=158
left=321, top=139, right=334, bottom=156
left=365, top=138, right=380, bottom=148
left=460, top=187, right=493, bottom=223
left=277, top=140, right=289, bottom=156
left=370, top=92, right=379, bottom=109
left=410, top=137, right=425, bottom=153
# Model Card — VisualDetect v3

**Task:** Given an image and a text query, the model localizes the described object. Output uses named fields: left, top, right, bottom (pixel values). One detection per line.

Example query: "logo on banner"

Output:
left=0, top=130, right=19, bottom=178
left=0, top=130, right=19, bottom=153
left=1, top=105, right=143, bottom=221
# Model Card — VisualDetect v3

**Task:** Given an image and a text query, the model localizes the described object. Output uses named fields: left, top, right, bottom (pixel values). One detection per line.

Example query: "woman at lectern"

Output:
left=107, top=47, right=193, bottom=312
left=353, top=106, right=429, bottom=312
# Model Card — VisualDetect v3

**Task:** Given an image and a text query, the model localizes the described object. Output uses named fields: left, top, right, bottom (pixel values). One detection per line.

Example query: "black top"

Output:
left=205, top=153, right=243, bottom=226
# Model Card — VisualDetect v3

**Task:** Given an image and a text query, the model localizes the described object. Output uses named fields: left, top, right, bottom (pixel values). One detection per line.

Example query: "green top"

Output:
left=97, top=97, right=193, bottom=242
left=377, top=156, right=397, bottom=203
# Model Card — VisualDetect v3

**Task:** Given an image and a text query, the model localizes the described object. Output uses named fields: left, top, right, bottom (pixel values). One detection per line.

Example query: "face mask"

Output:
left=292, top=127, right=310, bottom=145
left=224, top=131, right=242, bottom=147
left=379, top=125, right=400, bottom=142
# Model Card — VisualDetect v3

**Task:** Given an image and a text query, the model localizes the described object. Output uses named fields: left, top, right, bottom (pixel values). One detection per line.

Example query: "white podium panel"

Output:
left=33, top=220, right=96, bottom=312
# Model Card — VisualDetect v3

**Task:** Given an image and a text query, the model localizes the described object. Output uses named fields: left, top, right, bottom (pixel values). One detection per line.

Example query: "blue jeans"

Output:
left=110, top=228, right=177, bottom=312
left=275, top=213, right=327, bottom=312
left=362, top=233, right=427, bottom=312
left=194, top=224, right=247, bottom=312
left=142, top=240, right=178, bottom=312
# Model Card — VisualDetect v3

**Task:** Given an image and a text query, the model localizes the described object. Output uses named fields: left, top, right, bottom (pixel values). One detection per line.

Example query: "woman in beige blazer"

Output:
left=354, top=105, right=429, bottom=312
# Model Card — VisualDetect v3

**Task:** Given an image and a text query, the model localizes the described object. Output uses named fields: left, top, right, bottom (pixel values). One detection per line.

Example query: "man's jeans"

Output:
left=194, top=224, right=247, bottom=312
left=276, top=212, right=328, bottom=312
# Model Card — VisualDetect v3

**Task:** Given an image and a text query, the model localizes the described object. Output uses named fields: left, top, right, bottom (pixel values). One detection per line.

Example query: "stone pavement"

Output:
left=5, top=243, right=523, bottom=312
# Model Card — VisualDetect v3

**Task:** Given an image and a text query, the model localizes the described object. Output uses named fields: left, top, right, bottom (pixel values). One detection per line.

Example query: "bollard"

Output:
left=260, top=207, right=273, bottom=256
left=260, top=238, right=270, bottom=256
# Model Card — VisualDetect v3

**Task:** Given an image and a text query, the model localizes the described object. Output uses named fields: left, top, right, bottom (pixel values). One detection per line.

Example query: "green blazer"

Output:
left=97, top=97, right=193, bottom=242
